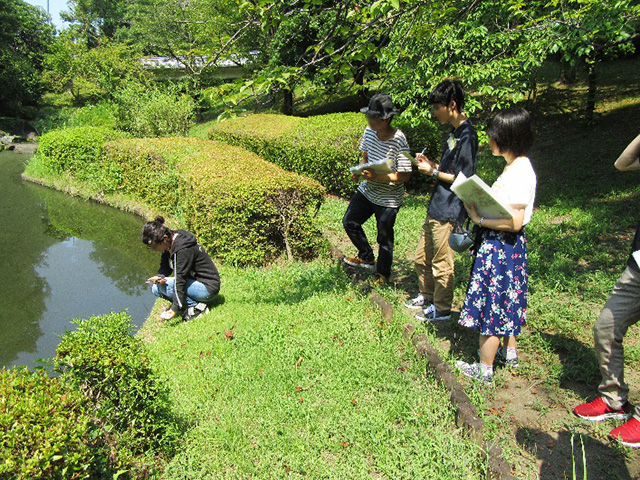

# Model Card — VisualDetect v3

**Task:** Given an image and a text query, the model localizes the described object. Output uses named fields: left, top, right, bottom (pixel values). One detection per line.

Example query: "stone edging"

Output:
left=327, top=241, right=516, bottom=480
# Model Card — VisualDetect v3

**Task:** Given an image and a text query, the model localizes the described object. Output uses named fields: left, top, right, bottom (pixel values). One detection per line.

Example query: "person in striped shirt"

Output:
left=343, top=94, right=413, bottom=284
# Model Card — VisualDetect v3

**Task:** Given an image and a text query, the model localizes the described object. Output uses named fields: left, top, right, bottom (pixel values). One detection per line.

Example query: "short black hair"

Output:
left=141, top=216, right=172, bottom=246
left=428, top=80, right=465, bottom=112
left=486, top=109, right=535, bottom=157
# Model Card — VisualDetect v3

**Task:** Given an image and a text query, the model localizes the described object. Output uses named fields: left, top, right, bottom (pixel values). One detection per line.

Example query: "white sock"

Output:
left=505, top=347, right=518, bottom=360
left=479, top=362, right=494, bottom=376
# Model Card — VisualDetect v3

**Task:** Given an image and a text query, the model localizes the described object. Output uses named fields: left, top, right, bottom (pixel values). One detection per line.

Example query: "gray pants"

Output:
left=594, top=266, right=640, bottom=418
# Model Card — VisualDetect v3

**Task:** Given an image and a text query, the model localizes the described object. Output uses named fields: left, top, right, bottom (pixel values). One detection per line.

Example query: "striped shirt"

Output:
left=357, top=127, right=412, bottom=208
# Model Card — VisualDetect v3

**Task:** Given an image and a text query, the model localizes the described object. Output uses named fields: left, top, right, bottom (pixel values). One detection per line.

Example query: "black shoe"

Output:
left=183, top=303, right=210, bottom=321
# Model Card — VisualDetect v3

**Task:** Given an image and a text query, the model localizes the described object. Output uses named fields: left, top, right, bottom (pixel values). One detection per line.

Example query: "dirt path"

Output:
left=411, top=308, right=640, bottom=480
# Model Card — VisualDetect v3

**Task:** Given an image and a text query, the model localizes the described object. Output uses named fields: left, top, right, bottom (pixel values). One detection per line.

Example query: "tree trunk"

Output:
left=560, top=64, right=577, bottom=85
left=354, top=63, right=369, bottom=102
left=585, top=59, right=597, bottom=123
left=282, top=87, right=294, bottom=115
left=284, top=232, right=293, bottom=262
left=526, top=74, right=538, bottom=108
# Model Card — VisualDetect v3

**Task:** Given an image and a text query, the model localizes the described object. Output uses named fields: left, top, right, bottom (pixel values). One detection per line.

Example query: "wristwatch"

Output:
left=432, top=169, right=440, bottom=179
left=479, top=217, right=484, bottom=227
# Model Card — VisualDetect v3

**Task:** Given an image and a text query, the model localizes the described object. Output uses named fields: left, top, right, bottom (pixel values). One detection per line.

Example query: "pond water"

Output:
left=0, top=150, right=159, bottom=368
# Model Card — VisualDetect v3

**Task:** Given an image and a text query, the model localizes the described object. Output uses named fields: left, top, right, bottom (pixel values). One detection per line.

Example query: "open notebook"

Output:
left=349, top=158, right=394, bottom=176
left=349, top=151, right=419, bottom=176
left=450, top=172, right=514, bottom=219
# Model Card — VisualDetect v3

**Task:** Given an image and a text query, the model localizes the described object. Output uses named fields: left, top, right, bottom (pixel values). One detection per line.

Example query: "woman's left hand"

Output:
left=464, top=202, right=481, bottom=224
left=160, top=309, right=176, bottom=320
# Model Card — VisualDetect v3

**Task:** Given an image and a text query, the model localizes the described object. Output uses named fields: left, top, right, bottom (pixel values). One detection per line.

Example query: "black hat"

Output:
left=359, top=94, right=402, bottom=119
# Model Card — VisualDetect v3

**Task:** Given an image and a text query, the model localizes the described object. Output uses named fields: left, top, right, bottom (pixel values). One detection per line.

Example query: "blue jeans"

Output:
left=151, top=277, right=217, bottom=308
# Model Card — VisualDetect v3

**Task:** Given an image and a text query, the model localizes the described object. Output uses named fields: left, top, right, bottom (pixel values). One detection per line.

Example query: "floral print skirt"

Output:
left=458, top=228, right=528, bottom=336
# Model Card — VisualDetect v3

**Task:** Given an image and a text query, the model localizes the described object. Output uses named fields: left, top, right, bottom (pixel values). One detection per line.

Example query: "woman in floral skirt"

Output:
left=456, top=109, right=537, bottom=384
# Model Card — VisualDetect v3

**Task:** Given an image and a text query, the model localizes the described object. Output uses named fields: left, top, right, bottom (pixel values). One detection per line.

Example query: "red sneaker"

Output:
left=573, top=397, right=632, bottom=422
left=610, top=418, right=640, bottom=448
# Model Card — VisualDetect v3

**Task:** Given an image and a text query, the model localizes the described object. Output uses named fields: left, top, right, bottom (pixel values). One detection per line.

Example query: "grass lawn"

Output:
left=138, top=261, right=485, bottom=479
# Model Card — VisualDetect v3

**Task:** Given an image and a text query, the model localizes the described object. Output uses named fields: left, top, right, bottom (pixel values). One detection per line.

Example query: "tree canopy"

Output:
left=2, top=0, right=639, bottom=119
left=0, top=0, right=55, bottom=115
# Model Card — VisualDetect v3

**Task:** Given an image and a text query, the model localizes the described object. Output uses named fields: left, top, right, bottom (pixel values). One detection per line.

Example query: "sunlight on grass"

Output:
left=140, top=262, right=484, bottom=478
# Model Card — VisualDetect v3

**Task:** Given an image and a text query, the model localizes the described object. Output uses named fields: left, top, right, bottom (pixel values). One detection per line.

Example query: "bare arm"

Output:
left=416, top=154, right=456, bottom=184
left=614, top=134, right=640, bottom=171
left=363, top=171, right=411, bottom=183
left=360, top=149, right=411, bottom=183
left=434, top=171, right=456, bottom=184
left=465, top=203, right=527, bottom=233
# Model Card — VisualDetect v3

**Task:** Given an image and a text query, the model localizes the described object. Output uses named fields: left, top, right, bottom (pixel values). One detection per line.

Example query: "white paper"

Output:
left=633, top=250, right=640, bottom=269
left=349, top=157, right=393, bottom=176
left=450, top=172, right=514, bottom=219
left=400, top=151, right=419, bottom=166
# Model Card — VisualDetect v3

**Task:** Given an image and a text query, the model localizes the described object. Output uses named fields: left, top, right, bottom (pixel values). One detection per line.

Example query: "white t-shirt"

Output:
left=357, top=127, right=412, bottom=208
left=491, top=157, right=537, bottom=226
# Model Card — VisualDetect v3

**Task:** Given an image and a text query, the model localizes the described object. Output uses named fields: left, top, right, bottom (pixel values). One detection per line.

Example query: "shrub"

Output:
left=0, top=367, right=107, bottom=479
left=99, top=138, right=185, bottom=214
left=55, top=312, right=180, bottom=466
left=27, top=131, right=326, bottom=264
left=34, top=126, right=129, bottom=185
left=104, top=138, right=326, bottom=264
left=113, top=84, right=196, bottom=138
left=207, top=112, right=441, bottom=197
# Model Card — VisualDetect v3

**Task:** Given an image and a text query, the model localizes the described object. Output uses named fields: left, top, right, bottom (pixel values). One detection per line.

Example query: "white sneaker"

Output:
left=456, top=361, right=493, bottom=385
left=415, top=304, right=451, bottom=322
left=195, top=302, right=209, bottom=314
left=404, top=294, right=427, bottom=310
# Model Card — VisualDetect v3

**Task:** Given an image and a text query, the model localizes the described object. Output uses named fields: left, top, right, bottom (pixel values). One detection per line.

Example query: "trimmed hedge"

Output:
left=207, top=112, right=441, bottom=197
left=0, top=367, right=106, bottom=478
left=28, top=130, right=326, bottom=265
left=34, top=126, right=130, bottom=190
left=0, top=312, right=181, bottom=479
left=104, top=138, right=325, bottom=264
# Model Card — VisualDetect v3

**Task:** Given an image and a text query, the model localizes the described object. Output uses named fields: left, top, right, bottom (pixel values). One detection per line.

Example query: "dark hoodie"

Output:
left=157, top=230, right=221, bottom=312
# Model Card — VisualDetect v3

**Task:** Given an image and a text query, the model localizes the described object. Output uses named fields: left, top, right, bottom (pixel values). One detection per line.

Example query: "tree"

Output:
left=237, top=0, right=419, bottom=114
left=61, top=0, right=128, bottom=48
left=121, top=0, right=249, bottom=90
left=536, top=0, right=640, bottom=121
left=380, top=1, right=550, bottom=121
left=41, top=35, right=150, bottom=104
left=0, top=0, right=55, bottom=115
left=252, top=5, right=342, bottom=114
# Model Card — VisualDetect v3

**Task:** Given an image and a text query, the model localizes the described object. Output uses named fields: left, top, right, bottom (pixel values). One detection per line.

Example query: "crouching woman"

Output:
left=143, top=216, right=220, bottom=321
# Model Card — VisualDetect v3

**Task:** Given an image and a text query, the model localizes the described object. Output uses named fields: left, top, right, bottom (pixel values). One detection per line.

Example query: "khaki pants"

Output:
left=594, top=266, right=640, bottom=418
left=414, top=216, right=456, bottom=312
